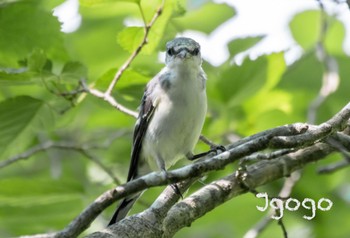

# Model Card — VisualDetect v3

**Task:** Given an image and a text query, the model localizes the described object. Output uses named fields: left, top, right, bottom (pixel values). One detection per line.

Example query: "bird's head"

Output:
left=165, top=37, right=202, bottom=69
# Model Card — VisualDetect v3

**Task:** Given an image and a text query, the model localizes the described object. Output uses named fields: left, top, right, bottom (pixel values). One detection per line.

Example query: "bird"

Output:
left=108, top=37, right=208, bottom=226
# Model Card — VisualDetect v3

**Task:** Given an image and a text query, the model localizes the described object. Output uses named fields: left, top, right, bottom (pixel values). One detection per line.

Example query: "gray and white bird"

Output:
left=108, top=37, right=207, bottom=226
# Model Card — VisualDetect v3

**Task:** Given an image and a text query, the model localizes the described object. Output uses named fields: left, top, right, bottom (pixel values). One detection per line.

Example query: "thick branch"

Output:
left=21, top=102, right=350, bottom=238
left=87, top=143, right=334, bottom=238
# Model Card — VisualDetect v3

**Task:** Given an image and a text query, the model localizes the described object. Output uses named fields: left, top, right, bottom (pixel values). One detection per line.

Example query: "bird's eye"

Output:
left=192, top=48, right=199, bottom=55
left=167, top=48, right=175, bottom=56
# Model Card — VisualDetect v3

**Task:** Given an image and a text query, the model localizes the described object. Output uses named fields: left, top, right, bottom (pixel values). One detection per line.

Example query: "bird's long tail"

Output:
left=108, top=193, right=141, bottom=226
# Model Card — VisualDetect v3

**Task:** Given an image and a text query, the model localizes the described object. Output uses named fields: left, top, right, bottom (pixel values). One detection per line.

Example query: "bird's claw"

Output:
left=209, top=144, right=226, bottom=155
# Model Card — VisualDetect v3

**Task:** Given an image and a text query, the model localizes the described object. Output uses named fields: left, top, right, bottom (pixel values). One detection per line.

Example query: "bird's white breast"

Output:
left=142, top=66, right=207, bottom=171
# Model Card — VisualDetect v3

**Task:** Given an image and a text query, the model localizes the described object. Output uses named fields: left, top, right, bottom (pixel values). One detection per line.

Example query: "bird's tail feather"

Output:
left=108, top=193, right=141, bottom=226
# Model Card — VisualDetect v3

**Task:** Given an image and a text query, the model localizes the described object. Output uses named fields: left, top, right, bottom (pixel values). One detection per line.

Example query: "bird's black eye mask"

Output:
left=167, top=47, right=200, bottom=56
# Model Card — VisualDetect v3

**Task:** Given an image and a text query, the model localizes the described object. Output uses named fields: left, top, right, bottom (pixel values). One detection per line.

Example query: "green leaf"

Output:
left=324, top=17, right=346, bottom=56
left=117, top=27, right=144, bottom=53
left=0, top=178, right=84, bottom=236
left=0, top=2, right=68, bottom=67
left=142, top=2, right=173, bottom=54
left=289, top=10, right=346, bottom=55
left=95, top=67, right=149, bottom=108
left=213, top=53, right=286, bottom=135
left=0, top=49, right=56, bottom=86
left=117, top=0, right=182, bottom=55
left=289, top=10, right=321, bottom=50
left=216, top=56, right=268, bottom=107
left=65, top=4, right=135, bottom=79
left=241, top=90, right=292, bottom=134
left=27, top=49, right=47, bottom=72
left=278, top=52, right=323, bottom=92
left=0, top=70, right=37, bottom=85
left=60, top=61, right=88, bottom=82
left=96, top=67, right=149, bottom=89
left=40, top=0, right=67, bottom=10
left=275, top=52, right=329, bottom=123
left=0, top=96, right=53, bottom=158
left=264, top=52, right=286, bottom=91
left=228, top=36, right=265, bottom=57
left=172, top=3, right=235, bottom=34
left=80, top=0, right=140, bottom=6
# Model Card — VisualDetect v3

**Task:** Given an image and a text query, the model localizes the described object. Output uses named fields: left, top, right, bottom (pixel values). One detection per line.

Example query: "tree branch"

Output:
left=88, top=143, right=335, bottom=238
left=20, top=101, right=350, bottom=238
left=81, top=80, right=138, bottom=118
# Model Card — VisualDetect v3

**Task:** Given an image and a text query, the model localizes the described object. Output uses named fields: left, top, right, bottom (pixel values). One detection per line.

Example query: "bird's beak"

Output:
left=176, top=50, right=189, bottom=59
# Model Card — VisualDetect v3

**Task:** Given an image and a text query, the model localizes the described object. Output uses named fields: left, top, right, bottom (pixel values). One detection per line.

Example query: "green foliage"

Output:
left=290, top=10, right=346, bottom=55
left=0, top=2, right=68, bottom=67
left=0, top=178, right=84, bottom=235
left=172, top=2, right=235, bottom=33
left=227, top=36, right=265, bottom=56
left=80, top=0, right=140, bottom=6
left=0, top=96, right=54, bottom=158
left=0, top=0, right=349, bottom=237
left=117, top=27, right=145, bottom=53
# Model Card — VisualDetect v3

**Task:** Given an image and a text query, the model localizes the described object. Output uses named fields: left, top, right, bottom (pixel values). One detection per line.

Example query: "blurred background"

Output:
left=0, top=0, right=349, bottom=237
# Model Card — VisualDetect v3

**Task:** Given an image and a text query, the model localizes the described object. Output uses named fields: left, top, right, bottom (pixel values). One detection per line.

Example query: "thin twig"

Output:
left=277, top=218, right=288, bottom=238
left=318, top=160, right=350, bottom=174
left=80, top=2, right=164, bottom=118
left=105, top=1, right=164, bottom=96
left=0, top=141, right=55, bottom=169
left=0, top=137, right=124, bottom=184
left=317, top=135, right=350, bottom=174
left=81, top=79, right=138, bottom=118
left=325, top=137, right=350, bottom=158
left=138, top=2, right=148, bottom=30
left=308, top=0, right=340, bottom=123
left=199, top=134, right=223, bottom=149
left=78, top=150, right=121, bottom=185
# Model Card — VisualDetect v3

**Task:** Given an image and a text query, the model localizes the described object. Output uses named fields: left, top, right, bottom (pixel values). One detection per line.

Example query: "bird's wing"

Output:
left=126, top=78, right=157, bottom=182
left=108, top=79, right=158, bottom=226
